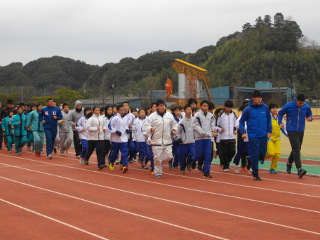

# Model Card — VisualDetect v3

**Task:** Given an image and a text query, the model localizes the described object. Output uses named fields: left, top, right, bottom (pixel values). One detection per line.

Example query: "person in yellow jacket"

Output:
left=265, top=103, right=288, bottom=174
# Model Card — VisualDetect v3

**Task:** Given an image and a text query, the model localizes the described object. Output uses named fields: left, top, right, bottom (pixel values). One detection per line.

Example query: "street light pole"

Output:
left=112, top=84, right=115, bottom=105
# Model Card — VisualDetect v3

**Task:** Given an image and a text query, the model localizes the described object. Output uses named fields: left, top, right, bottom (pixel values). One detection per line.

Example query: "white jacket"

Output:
left=108, top=113, right=132, bottom=143
left=235, top=114, right=249, bottom=142
left=192, top=109, right=215, bottom=140
left=86, top=114, right=106, bottom=141
left=143, top=111, right=177, bottom=146
left=102, top=115, right=111, bottom=140
left=75, top=116, right=88, bottom=140
left=217, top=111, right=237, bottom=140
left=133, top=117, right=147, bottom=143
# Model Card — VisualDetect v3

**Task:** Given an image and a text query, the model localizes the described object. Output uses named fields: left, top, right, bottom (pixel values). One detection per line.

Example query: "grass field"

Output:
left=280, top=119, right=319, bottom=158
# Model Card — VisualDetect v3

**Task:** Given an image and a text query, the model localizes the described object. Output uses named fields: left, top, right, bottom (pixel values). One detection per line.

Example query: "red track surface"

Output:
left=1, top=148, right=320, bottom=240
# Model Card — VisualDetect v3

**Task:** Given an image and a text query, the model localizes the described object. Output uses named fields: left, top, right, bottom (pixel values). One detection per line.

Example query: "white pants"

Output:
left=152, top=145, right=173, bottom=176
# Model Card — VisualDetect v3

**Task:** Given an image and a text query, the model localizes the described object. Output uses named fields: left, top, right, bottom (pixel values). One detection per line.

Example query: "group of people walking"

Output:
left=0, top=90, right=313, bottom=181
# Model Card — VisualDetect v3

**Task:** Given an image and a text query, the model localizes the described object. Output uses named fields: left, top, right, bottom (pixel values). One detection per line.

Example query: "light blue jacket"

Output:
left=12, top=113, right=28, bottom=136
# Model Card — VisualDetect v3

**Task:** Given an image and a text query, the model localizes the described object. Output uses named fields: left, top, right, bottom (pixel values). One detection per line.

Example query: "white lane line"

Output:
left=1, top=154, right=320, bottom=199
left=21, top=151, right=320, bottom=188
left=19, top=151, right=320, bottom=187
left=1, top=176, right=320, bottom=237
left=0, top=177, right=228, bottom=240
left=0, top=198, right=110, bottom=240
left=1, top=163, right=320, bottom=215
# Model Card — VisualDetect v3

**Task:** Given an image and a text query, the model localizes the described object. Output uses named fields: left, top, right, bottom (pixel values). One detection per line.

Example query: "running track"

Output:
left=1, top=148, right=320, bottom=240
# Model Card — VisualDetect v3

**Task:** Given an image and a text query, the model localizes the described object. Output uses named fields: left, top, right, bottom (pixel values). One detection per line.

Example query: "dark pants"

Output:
left=103, top=140, right=111, bottom=161
left=73, top=131, right=82, bottom=156
left=287, top=131, right=304, bottom=169
left=220, top=139, right=236, bottom=170
left=44, top=128, right=57, bottom=155
left=249, top=137, right=268, bottom=176
left=169, top=140, right=180, bottom=167
left=194, top=139, right=212, bottom=175
left=146, top=144, right=154, bottom=171
left=0, top=127, right=3, bottom=149
left=233, top=141, right=252, bottom=167
left=109, top=142, right=129, bottom=167
left=85, top=140, right=104, bottom=166
left=178, top=143, right=195, bottom=170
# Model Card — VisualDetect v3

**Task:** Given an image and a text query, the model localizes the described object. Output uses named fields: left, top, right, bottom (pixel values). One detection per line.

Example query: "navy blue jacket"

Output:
left=239, top=100, right=271, bottom=138
left=278, top=97, right=312, bottom=132
left=38, top=106, right=62, bottom=130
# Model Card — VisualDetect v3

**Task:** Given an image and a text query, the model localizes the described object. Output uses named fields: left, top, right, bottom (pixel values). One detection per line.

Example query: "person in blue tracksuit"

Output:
left=192, top=100, right=216, bottom=178
left=278, top=94, right=313, bottom=178
left=38, top=98, right=62, bottom=159
left=239, top=90, right=271, bottom=181
left=177, top=105, right=195, bottom=174
left=169, top=106, right=183, bottom=169
left=1, top=111, right=15, bottom=152
left=11, top=106, right=28, bottom=155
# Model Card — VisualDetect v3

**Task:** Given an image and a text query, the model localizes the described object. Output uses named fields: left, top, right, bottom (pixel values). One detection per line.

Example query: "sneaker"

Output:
left=253, top=175, right=262, bottom=181
left=114, top=160, right=120, bottom=165
left=187, top=164, right=192, bottom=172
left=109, top=162, right=115, bottom=170
left=197, top=164, right=203, bottom=172
left=97, top=165, right=104, bottom=170
left=298, top=169, right=307, bottom=178
left=269, top=169, right=277, bottom=174
left=53, top=148, right=57, bottom=154
left=203, top=174, right=212, bottom=178
left=76, top=155, right=80, bottom=159
left=151, top=171, right=155, bottom=175
left=35, top=152, right=39, bottom=157
left=259, top=159, right=264, bottom=164
left=174, top=166, right=179, bottom=169
left=191, top=161, right=196, bottom=170
left=248, top=169, right=252, bottom=175
left=80, top=158, right=85, bottom=164
left=47, top=154, right=52, bottom=159
left=102, top=164, right=107, bottom=168
left=234, top=165, right=239, bottom=174
left=61, top=152, right=65, bottom=156
left=223, top=168, right=229, bottom=172
left=16, top=152, right=20, bottom=155
left=286, top=162, right=292, bottom=174
left=168, top=162, right=173, bottom=170
left=180, top=169, right=185, bottom=174
left=143, top=165, right=149, bottom=169
left=85, top=160, right=89, bottom=165
left=155, top=175, right=162, bottom=179
left=241, top=166, right=247, bottom=171
left=122, top=166, right=128, bottom=173
left=120, top=164, right=123, bottom=170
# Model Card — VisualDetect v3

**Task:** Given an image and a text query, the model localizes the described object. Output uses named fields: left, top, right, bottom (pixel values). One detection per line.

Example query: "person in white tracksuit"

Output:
left=84, top=107, right=107, bottom=170
left=108, top=105, right=132, bottom=173
left=76, top=107, right=92, bottom=164
left=143, top=99, right=178, bottom=178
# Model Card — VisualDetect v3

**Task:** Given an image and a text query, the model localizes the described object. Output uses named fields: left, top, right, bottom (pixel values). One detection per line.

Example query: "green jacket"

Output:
left=26, top=110, right=44, bottom=132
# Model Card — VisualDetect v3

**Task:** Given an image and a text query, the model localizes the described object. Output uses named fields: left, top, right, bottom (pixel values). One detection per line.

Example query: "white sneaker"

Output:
left=224, top=169, right=229, bottom=172
left=47, top=154, right=53, bottom=159
left=234, top=165, right=239, bottom=174
left=80, top=158, right=85, bottom=164
left=248, top=169, right=252, bottom=175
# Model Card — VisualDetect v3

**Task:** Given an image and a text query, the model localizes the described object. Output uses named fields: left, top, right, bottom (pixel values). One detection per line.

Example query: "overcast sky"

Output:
left=1, top=0, right=319, bottom=67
